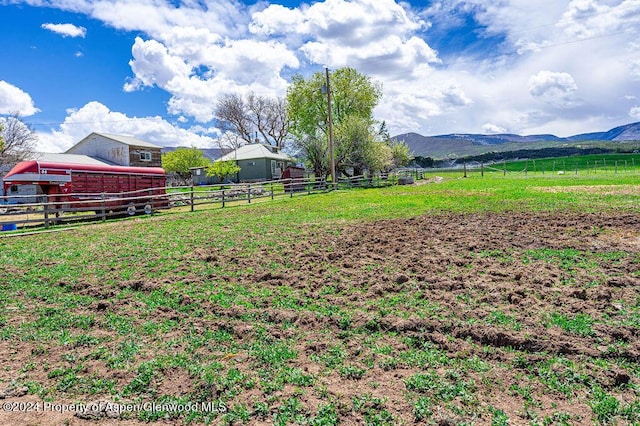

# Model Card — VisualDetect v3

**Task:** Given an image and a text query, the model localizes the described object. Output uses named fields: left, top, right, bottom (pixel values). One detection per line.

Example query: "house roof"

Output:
left=67, top=132, right=162, bottom=152
left=216, top=144, right=293, bottom=162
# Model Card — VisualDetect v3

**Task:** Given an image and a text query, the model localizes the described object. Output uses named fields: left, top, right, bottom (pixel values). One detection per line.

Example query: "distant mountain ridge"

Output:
left=395, top=122, right=640, bottom=159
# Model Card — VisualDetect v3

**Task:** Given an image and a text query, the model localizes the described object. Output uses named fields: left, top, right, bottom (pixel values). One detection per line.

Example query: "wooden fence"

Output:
left=0, top=171, right=421, bottom=233
left=440, top=157, right=640, bottom=178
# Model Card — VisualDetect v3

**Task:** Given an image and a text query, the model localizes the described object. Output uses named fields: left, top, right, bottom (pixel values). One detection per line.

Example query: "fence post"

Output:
left=503, top=160, right=506, bottom=176
left=463, top=162, right=467, bottom=178
left=222, top=189, right=225, bottom=208
left=43, top=196, right=50, bottom=229
left=525, top=160, right=528, bottom=176
left=101, top=193, right=106, bottom=222
left=190, top=185, right=194, bottom=212
left=271, top=182, right=274, bottom=200
left=481, top=162, right=484, bottom=177
left=247, top=183, right=251, bottom=204
left=290, top=178, right=293, bottom=198
left=149, top=189, right=154, bottom=215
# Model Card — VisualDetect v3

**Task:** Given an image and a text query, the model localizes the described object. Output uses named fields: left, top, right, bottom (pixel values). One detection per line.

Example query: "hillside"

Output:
left=396, top=122, right=640, bottom=159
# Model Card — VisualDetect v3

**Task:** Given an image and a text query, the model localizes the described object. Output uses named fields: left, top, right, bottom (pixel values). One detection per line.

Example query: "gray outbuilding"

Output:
left=192, top=144, right=296, bottom=184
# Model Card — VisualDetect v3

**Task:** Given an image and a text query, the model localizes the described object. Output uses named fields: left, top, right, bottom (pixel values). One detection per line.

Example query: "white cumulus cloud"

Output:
left=41, top=23, right=87, bottom=38
left=558, top=0, right=640, bottom=39
left=528, top=71, right=580, bottom=108
left=483, top=123, right=507, bottom=134
left=125, top=33, right=299, bottom=121
left=0, top=81, right=40, bottom=116
left=35, top=101, right=218, bottom=153
left=8, top=0, right=640, bottom=142
left=124, top=37, right=192, bottom=92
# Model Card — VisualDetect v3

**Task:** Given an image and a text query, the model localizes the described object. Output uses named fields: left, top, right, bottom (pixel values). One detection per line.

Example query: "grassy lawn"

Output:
left=1, top=171, right=639, bottom=425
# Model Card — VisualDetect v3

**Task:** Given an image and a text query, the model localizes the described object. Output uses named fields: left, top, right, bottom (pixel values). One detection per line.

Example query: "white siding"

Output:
left=67, top=135, right=131, bottom=166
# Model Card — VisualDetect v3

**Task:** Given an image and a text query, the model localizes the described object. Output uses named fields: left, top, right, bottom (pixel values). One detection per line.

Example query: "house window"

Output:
left=248, top=161, right=256, bottom=166
left=139, top=152, right=152, bottom=161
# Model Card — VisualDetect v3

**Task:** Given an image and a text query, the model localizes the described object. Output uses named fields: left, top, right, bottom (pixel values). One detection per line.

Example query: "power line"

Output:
left=418, top=1, right=640, bottom=68
left=27, top=116, right=183, bottom=127
left=443, top=27, right=639, bottom=67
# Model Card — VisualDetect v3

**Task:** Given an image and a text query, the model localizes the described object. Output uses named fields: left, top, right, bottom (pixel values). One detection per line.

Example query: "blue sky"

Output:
left=1, top=0, right=640, bottom=152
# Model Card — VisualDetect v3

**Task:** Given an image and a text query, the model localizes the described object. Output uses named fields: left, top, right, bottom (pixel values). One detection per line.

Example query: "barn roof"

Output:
left=94, top=132, right=161, bottom=148
left=67, top=132, right=162, bottom=152
left=216, top=144, right=293, bottom=162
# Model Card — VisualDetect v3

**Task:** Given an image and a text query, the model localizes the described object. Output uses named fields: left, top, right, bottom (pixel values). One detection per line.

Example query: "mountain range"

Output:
left=161, top=122, right=640, bottom=163
left=393, top=121, right=640, bottom=159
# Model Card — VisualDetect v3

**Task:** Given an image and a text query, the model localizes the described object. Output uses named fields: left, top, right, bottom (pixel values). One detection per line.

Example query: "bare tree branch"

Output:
left=216, top=132, right=244, bottom=156
left=216, top=92, right=289, bottom=149
left=215, top=94, right=253, bottom=145
left=0, top=113, right=37, bottom=168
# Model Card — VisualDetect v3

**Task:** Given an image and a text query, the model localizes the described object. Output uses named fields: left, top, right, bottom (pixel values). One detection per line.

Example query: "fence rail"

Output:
left=0, top=172, right=417, bottom=232
left=438, top=156, right=640, bottom=177
left=3, top=157, right=634, bottom=233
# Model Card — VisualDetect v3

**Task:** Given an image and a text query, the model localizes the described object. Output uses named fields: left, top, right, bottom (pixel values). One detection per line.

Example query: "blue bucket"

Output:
left=1, top=223, right=17, bottom=231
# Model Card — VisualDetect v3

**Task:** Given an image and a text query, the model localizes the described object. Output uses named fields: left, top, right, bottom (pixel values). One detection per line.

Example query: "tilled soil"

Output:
left=1, top=211, right=639, bottom=425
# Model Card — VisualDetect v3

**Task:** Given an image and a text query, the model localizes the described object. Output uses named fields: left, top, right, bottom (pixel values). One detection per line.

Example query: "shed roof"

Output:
left=31, top=153, right=115, bottom=166
left=216, top=144, right=293, bottom=162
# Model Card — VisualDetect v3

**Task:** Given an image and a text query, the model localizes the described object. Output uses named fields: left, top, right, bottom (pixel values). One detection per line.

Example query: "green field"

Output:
left=463, top=153, right=640, bottom=176
left=1, top=169, right=639, bottom=425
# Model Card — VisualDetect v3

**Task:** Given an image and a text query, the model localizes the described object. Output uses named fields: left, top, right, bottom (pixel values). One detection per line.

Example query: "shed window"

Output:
left=271, top=160, right=284, bottom=176
left=139, top=152, right=152, bottom=161
left=195, top=169, right=202, bottom=176
left=248, top=161, right=257, bottom=166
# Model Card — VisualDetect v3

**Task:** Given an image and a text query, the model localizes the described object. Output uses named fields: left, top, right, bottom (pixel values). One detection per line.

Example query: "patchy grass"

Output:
left=1, top=172, right=639, bottom=424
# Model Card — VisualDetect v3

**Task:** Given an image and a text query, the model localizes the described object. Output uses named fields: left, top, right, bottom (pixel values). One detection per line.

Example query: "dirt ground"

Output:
left=1, top=210, right=639, bottom=425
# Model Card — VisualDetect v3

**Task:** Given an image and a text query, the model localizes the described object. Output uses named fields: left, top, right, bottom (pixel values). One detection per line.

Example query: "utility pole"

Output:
left=325, top=67, right=336, bottom=188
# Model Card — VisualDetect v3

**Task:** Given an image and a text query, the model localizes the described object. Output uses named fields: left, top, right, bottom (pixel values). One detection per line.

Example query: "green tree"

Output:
left=161, top=148, right=210, bottom=183
left=287, top=67, right=382, bottom=178
left=388, top=139, right=413, bottom=170
left=375, top=122, right=413, bottom=171
left=333, top=116, right=392, bottom=175
left=206, top=160, right=241, bottom=183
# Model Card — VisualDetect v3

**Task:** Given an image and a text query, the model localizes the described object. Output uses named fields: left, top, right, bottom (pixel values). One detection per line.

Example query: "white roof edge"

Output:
left=216, top=144, right=294, bottom=162
left=30, top=153, right=115, bottom=166
left=68, top=132, right=162, bottom=150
